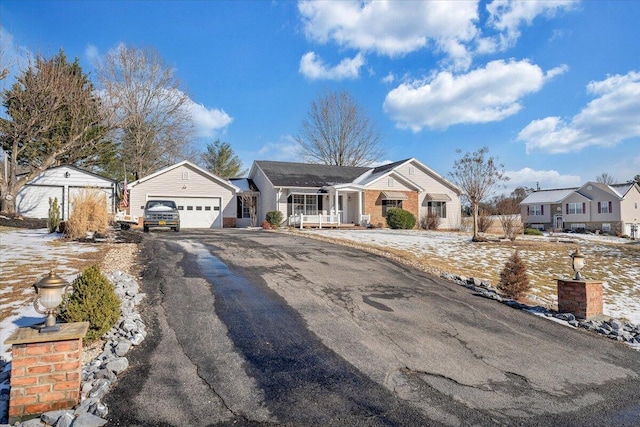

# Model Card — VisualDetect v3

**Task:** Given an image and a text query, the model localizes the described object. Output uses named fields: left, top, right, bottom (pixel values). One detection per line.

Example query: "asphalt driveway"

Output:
left=105, top=229, right=640, bottom=426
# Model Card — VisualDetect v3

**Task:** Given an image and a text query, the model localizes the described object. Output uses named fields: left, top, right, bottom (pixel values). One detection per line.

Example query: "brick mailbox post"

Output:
left=4, top=322, right=89, bottom=423
left=556, top=248, right=603, bottom=320
left=556, top=279, right=603, bottom=319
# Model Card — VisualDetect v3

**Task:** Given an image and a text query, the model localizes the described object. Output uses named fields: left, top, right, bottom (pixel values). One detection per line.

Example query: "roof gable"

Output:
left=129, top=160, right=240, bottom=191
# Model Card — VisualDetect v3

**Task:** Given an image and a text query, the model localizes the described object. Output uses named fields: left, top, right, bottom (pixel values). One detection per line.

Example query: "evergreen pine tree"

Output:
left=497, top=250, right=530, bottom=300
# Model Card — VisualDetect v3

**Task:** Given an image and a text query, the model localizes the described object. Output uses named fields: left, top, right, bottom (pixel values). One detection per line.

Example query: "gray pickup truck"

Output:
left=143, top=200, right=180, bottom=232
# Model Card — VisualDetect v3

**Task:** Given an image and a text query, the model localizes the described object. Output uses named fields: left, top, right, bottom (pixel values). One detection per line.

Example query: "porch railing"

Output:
left=288, top=214, right=340, bottom=229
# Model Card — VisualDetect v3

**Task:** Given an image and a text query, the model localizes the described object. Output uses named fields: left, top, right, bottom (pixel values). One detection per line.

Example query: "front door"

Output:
left=554, top=215, right=563, bottom=230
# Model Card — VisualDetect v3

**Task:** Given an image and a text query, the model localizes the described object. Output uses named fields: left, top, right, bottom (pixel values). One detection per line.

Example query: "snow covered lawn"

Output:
left=301, top=228, right=640, bottom=324
left=0, top=228, right=105, bottom=359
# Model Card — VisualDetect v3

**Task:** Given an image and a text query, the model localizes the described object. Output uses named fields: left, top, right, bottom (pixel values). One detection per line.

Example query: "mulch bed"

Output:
left=0, top=213, right=142, bottom=244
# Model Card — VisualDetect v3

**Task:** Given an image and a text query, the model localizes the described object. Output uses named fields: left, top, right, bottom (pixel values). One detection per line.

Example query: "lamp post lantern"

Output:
left=570, top=248, right=586, bottom=280
left=33, top=271, right=70, bottom=333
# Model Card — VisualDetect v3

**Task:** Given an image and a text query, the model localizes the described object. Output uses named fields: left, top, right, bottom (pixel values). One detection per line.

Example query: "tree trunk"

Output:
left=472, top=203, right=479, bottom=241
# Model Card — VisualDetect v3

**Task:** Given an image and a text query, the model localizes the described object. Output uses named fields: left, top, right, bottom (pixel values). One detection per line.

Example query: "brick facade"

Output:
left=223, top=217, right=236, bottom=228
left=557, top=279, right=603, bottom=319
left=8, top=338, right=82, bottom=421
left=363, top=190, right=419, bottom=228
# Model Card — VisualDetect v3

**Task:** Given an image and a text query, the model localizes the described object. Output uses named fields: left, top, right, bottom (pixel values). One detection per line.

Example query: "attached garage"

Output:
left=148, top=196, right=223, bottom=228
left=128, top=160, right=240, bottom=229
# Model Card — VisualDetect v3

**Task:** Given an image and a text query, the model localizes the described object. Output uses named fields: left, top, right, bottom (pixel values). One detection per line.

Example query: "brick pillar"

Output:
left=4, top=322, right=89, bottom=424
left=557, top=279, right=603, bottom=319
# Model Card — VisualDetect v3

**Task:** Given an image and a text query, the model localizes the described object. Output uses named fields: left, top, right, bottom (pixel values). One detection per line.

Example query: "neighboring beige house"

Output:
left=128, top=160, right=240, bottom=229
left=17, top=165, right=116, bottom=219
left=249, top=158, right=462, bottom=229
left=521, top=181, right=640, bottom=237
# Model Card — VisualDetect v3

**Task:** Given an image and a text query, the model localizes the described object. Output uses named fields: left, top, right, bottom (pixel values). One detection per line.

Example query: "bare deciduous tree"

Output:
left=596, top=172, right=616, bottom=185
left=98, top=45, right=194, bottom=179
left=295, top=89, right=383, bottom=167
left=239, top=191, right=258, bottom=227
left=495, top=195, right=523, bottom=241
left=449, top=147, right=508, bottom=241
left=0, top=51, right=107, bottom=213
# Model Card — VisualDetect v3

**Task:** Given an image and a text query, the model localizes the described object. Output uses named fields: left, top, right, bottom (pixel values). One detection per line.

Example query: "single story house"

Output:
left=16, top=165, right=116, bottom=219
left=248, top=158, right=462, bottom=229
left=520, top=181, right=640, bottom=237
left=127, top=160, right=240, bottom=229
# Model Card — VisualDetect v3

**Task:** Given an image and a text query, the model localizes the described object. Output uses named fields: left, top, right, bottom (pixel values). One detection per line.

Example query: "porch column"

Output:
left=358, top=191, right=362, bottom=225
left=334, top=190, right=340, bottom=225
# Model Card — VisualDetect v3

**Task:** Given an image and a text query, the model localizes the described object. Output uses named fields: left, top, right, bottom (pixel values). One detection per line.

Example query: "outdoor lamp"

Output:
left=570, top=248, right=586, bottom=281
left=33, top=271, right=70, bottom=333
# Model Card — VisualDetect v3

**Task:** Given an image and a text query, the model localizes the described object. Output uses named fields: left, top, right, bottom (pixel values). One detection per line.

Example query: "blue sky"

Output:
left=1, top=0, right=639, bottom=193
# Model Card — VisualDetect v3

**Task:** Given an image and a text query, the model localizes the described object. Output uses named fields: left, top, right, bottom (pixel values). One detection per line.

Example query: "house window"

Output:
left=287, top=194, right=319, bottom=216
left=237, top=196, right=257, bottom=219
left=567, top=203, right=584, bottom=215
left=427, top=201, right=447, bottom=218
left=598, top=201, right=612, bottom=214
left=530, top=205, right=543, bottom=216
left=602, top=223, right=611, bottom=232
left=571, top=223, right=586, bottom=231
left=388, top=178, right=394, bottom=187
left=182, top=171, right=190, bottom=180
left=408, top=166, right=415, bottom=175
left=382, top=199, right=402, bottom=215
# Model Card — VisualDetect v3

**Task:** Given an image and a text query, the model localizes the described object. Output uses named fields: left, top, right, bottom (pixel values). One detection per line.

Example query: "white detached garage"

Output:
left=17, top=165, right=116, bottom=219
left=128, top=160, right=240, bottom=229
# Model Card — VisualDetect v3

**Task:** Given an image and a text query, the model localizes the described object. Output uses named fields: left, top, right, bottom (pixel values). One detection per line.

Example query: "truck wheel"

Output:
left=120, top=223, right=131, bottom=230
left=174, top=224, right=180, bottom=232
left=143, top=225, right=149, bottom=232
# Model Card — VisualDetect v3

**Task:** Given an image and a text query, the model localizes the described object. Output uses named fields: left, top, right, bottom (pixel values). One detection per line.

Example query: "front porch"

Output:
left=288, top=213, right=371, bottom=229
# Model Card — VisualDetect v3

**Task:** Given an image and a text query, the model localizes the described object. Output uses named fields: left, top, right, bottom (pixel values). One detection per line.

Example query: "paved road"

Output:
left=106, top=229, right=640, bottom=426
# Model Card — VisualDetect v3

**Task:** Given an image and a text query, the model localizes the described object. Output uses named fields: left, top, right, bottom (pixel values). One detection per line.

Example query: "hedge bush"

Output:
left=266, top=210, right=283, bottom=226
left=60, top=264, right=121, bottom=343
left=386, top=207, right=416, bottom=229
left=524, top=228, right=544, bottom=236
left=47, top=197, right=61, bottom=233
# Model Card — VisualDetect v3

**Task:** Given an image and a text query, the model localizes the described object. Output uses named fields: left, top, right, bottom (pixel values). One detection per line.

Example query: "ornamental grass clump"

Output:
left=386, top=207, right=416, bottom=229
left=497, top=251, right=531, bottom=300
left=65, top=188, right=109, bottom=240
left=60, top=264, right=121, bottom=343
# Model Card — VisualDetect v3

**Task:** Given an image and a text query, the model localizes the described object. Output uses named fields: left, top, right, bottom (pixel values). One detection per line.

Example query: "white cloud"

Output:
left=383, top=59, right=567, bottom=131
left=486, top=0, right=579, bottom=50
left=519, top=71, right=640, bottom=154
left=186, top=100, right=233, bottom=137
left=381, top=72, right=395, bottom=84
left=84, top=44, right=100, bottom=67
left=505, top=167, right=581, bottom=191
left=298, top=0, right=478, bottom=69
left=299, top=51, right=364, bottom=80
left=256, top=136, right=300, bottom=162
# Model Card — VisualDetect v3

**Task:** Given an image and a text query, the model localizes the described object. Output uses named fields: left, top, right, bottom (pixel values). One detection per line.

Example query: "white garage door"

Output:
left=149, top=196, right=222, bottom=228
left=17, top=185, right=64, bottom=219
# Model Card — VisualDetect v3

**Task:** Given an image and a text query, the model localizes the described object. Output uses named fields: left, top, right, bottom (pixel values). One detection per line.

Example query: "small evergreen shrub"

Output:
left=524, top=228, right=544, bottom=236
left=65, top=188, right=109, bottom=240
left=47, top=197, right=61, bottom=233
left=386, top=208, right=416, bottom=229
left=60, top=264, right=121, bottom=343
left=266, top=210, right=283, bottom=226
left=497, top=251, right=531, bottom=300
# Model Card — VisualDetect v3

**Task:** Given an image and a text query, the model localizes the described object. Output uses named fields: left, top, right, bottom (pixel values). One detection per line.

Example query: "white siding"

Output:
left=130, top=163, right=235, bottom=228
left=17, top=166, right=115, bottom=219
left=395, top=161, right=461, bottom=230
left=250, top=166, right=278, bottom=223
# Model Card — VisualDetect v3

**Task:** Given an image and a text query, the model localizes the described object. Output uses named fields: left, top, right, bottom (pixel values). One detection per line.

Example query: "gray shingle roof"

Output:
left=255, top=161, right=370, bottom=187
